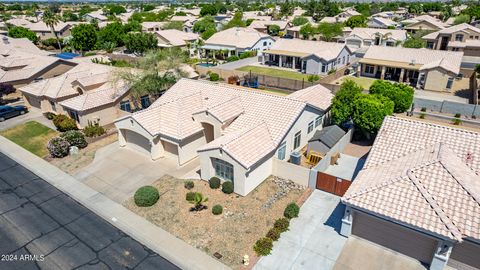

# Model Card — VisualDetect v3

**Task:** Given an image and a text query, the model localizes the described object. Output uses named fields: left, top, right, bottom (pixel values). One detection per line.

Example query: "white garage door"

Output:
left=346, top=39, right=362, bottom=48
left=124, top=130, right=150, bottom=155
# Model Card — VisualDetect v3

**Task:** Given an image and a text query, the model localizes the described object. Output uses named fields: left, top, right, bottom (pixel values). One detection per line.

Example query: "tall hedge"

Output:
left=369, top=80, right=414, bottom=113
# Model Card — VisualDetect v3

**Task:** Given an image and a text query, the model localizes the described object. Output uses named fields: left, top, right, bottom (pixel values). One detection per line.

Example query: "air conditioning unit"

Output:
left=289, top=151, right=301, bottom=165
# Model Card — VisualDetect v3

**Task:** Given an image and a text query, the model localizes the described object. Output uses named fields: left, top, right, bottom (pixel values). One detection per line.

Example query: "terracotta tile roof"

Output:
left=248, top=20, right=290, bottom=30
left=267, top=39, right=349, bottom=61
left=0, top=52, right=64, bottom=83
left=362, top=46, right=463, bottom=74
left=422, top=23, right=480, bottom=40
left=0, top=36, right=49, bottom=56
left=347, top=27, right=407, bottom=41
left=122, top=79, right=331, bottom=168
left=203, top=27, right=272, bottom=49
left=343, top=117, right=480, bottom=242
left=403, top=15, right=448, bottom=29
left=155, top=29, right=199, bottom=47
left=287, top=84, right=333, bottom=111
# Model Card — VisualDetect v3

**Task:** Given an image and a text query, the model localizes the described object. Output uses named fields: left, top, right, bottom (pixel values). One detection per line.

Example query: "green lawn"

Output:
left=255, top=88, right=290, bottom=96
left=237, top=65, right=312, bottom=81
left=0, top=121, right=58, bottom=157
left=335, top=76, right=377, bottom=90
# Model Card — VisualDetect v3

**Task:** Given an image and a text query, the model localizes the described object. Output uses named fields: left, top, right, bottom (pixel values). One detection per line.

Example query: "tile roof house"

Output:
left=358, top=46, right=463, bottom=91
left=83, top=10, right=108, bottom=22
left=155, top=29, right=199, bottom=48
left=19, top=62, right=133, bottom=128
left=0, top=36, right=50, bottom=56
left=307, top=125, right=346, bottom=155
left=367, top=17, right=398, bottom=29
left=402, top=15, right=448, bottom=33
left=422, top=23, right=480, bottom=57
left=247, top=20, right=291, bottom=34
left=202, top=27, right=275, bottom=56
left=340, top=116, right=480, bottom=270
left=0, top=51, right=76, bottom=87
left=7, top=18, right=71, bottom=40
left=114, top=79, right=333, bottom=196
left=341, top=27, right=407, bottom=49
left=262, top=39, right=353, bottom=75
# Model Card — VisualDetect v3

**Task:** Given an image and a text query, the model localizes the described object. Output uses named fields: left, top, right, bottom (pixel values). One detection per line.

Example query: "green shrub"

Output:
left=52, top=114, right=78, bottom=132
left=47, top=137, right=70, bottom=158
left=420, top=107, right=427, bottom=112
left=226, top=55, right=240, bottom=62
left=419, top=113, right=426, bottom=119
left=266, top=227, right=281, bottom=241
left=284, top=202, right=300, bottom=219
left=209, top=72, right=220, bottom=81
left=83, top=121, right=105, bottom=137
left=134, top=186, right=159, bottom=207
left=274, top=218, right=290, bottom=232
left=186, top=191, right=196, bottom=202
left=212, top=204, right=223, bottom=215
left=453, top=118, right=462, bottom=125
left=221, top=181, right=234, bottom=194
left=253, top=237, right=273, bottom=256
left=328, top=68, right=337, bottom=75
left=454, top=113, right=461, bottom=118
left=209, top=177, right=221, bottom=189
left=60, top=130, right=88, bottom=149
left=184, top=180, right=194, bottom=190
left=307, top=74, right=320, bottom=82
left=45, top=112, right=56, bottom=120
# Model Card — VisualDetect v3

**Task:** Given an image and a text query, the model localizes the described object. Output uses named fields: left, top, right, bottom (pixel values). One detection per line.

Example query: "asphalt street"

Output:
left=0, top=152, right=180, bottom=270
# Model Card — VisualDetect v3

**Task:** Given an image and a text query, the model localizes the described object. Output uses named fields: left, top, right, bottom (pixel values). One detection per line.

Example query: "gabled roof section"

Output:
left=287, top=84, right=333, bottom=111
left=266, top=39, right=348, bottom=61
left=308, top=125, right=346, bottom=147
left=343, top=143, right=480, bottom=242
left=204, top=27, right=272, bottom=49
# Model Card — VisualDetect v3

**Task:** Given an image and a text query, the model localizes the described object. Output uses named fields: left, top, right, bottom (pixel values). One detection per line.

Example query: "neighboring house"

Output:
left=142, top=22, right=166, bottom=32
left=114, top=79, right=333, bottom=196
left=248, top=20, right=291, bottom=34
left=402, top=15, right=448, bottom=33
left=422, top=23, right=480, bottom=57
left=83, top=10, right=108, bottom=22
left=0, top=51, right=76, bottom=87
left=20, top=62, right=133, bottom=128
left=358, top=46, right=463, bottom=91
left=155, top=29, right=199, bottom=49
left=307, top=125, right=346, bottom=156
left=202, top=27, right=275, bottom=57
left=170, top=15, right=197, bottom=33
left=367, top=17, right=397, bottom=29
left=262, top=38, right=353, bottom=75
left=341, top=116, right=480, bottom=270
left=341, top=28, right=407, bottom=49
left=7, top=18, right=71, bottom=40
left=320, top=9, right=361, bottom=24
left=0, top=36, right=50, bottom=56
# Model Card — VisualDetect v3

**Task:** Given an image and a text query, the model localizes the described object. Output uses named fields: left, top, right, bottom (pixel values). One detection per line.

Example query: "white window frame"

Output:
left=213, top=158, right=234, bottom=182
left=293, top=131, right=301, bottom=149
left=308, top=121, right=314, bottom=133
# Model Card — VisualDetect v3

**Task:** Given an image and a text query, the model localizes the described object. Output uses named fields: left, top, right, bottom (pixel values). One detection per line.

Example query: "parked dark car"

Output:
left=281, top=34, right=294, bottom=39
left=0, top=105, right=28, bottom=121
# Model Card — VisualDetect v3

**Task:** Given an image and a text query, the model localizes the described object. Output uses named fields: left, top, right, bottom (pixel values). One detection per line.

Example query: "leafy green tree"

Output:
left=97, top=22, right=125, bottom=48
left=300, top=23, right=316, bottom=39
left=62, top=11, right=79, bottom=21
left=164, top=21, right=184, bottom=30
left=193, top=16, right=216, bottom=33
left=292, top=16, right=309, bottom=26
left=175, top=11, right=187, bottom=16
left=454, top=14, right=470, bottom=25
left=70, top=24, right=97, bottom=54
left=316, top=22, right=343, bottom=42
left=355, top=3, right=371, bottom=16
left=200, top=4, right=217, bottom=17
left=268, top=25, right=281, bottom=36
left=224, top=11, right=245, bottom=29
left=403, top=33, right=427, bottom=48
left=8, top=26, right=38, bottom=42
left=124, top=32, right=157, bottom=55
left=107, top=5, right=126, bottom=15
left=42, top=10, right=62, bottom=51
left=369, top=80, right=414, bottom=113
left=305, top=0, right=340, bottom=22
left=280, top=0, right=294, bottom=17
left=246, top=18, right=255, bottom=26
left=331, top=80, right=363, bottom=125
left=352, top=94, right=394, bottom=134
left=124, top=21, right=142, bottom=32
left=345, top=15, right=367, bottom=29
left=201, top=28, right=216, bottom=40
left=408, top=3, right=423, bottom=15
left=142, top=4, right=155, bottom=12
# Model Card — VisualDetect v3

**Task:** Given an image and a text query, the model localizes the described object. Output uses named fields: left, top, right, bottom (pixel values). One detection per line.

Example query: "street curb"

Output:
left=0, top=136, right=230, bottom=270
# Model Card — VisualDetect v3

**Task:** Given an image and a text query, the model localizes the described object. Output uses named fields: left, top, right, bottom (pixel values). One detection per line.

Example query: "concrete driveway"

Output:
left=334, top=236, right=428, bottom=270
left=0, top=107, right=55, bottom=131
left=254, top=190, right=347, bottom=270
left=74, top=143, right=200, bottom=203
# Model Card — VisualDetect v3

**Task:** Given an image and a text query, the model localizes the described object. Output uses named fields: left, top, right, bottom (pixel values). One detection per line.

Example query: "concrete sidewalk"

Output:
left=0, top=136, right=229, bottom=270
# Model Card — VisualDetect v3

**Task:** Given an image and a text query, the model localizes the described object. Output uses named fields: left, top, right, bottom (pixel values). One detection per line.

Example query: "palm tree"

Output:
left=42, top=10, right=62, bottom=51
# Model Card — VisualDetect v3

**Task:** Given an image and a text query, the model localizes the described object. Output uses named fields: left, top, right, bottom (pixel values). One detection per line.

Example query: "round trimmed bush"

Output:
left=184, top=180, right=194, bottom=190
left=186, top=191, right=196, bottom=202
left=134, top=186, right=159, bottom=207
left=209, top=177, right=221, bottom=189
left=47, top=137, right=70, bottom=158
left=284, top=202, right=300, bottom=219
left=212, top=204, right=223, bottom=215
left=209, top=72, right=220, bottom=81
left=221, top=181, right=234, bottom=194
left=274, top=218, right=290, bottom=233
left=253, top=237, right=273, bottom=256
left=60, top=130, right=88, bottom=149
left=52, top=114, right=78, bottom=132
left=266, top=227, right=281, bottom=241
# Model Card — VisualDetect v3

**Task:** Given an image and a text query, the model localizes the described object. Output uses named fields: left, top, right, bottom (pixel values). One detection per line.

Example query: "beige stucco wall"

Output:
left=178, top=131, right=207, bottom=165
left=272, top=158, right=310, bottom=186
left=423, top=69, right=454, bottom=92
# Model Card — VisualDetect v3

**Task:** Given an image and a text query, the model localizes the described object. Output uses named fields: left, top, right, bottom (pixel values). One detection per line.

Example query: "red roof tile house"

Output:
left=114, top=79, right=333, bottom=196
left=340, top=116, right=480, bottom=270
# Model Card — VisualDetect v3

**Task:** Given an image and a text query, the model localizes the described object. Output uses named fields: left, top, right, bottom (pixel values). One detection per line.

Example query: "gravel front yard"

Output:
left=124, top=175, right=308, bottom=269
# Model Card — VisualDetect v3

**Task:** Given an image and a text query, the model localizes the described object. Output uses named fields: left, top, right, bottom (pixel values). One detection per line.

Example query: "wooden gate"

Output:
left=316, top=172, right=351, bottom=196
